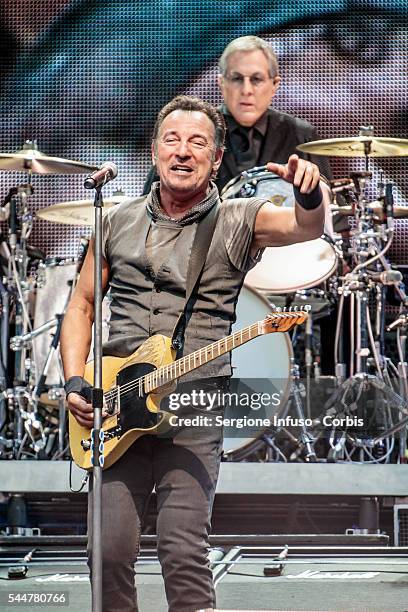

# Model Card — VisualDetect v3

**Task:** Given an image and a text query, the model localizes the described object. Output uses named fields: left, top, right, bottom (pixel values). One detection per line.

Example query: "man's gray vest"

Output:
left=103, top=196, right=261, bottom=380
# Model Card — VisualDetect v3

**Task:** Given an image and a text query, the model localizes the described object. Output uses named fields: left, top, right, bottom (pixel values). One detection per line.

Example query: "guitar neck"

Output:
left=144, top=321, right=263, bottom=393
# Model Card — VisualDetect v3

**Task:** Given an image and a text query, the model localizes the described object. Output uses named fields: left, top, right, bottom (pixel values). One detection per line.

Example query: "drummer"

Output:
left=215, top=35, right=332, bottom=192
left=143, top=36, right=331, bottom=193
left=143, top=36, right=335, bottom=235
left=214, top=36, right=341, bottom=377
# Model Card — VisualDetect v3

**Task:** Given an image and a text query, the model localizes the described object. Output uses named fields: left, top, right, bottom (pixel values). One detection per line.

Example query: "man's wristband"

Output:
left=293, top=183, right=323, bottom=210
left=64, top=376, right=93, bottom=402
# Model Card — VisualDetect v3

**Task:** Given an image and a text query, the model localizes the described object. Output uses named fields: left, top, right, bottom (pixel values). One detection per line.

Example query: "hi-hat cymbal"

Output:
left=0, top=142, right=97, bottom=174
left=331, top=201, right=408, bottom=221
left=297, top=137, right=408, bottom=158
left=36, top=195, right=136, bottom=225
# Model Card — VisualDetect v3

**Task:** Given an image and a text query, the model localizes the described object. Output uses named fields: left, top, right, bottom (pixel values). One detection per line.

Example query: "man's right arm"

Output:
left=60, top=238, right=110, bottom=427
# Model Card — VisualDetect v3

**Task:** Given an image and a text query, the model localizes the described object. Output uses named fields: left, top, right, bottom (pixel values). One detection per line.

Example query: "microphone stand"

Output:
left=91, top=185, right=105, bottom=612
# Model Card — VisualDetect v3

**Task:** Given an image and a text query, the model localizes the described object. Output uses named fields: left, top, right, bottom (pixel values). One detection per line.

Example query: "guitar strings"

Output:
left=101, top=313, right=300, bottom=404
left=102, top=314, right=298, bottom=404
left=102, top=321, right=262, bottom=404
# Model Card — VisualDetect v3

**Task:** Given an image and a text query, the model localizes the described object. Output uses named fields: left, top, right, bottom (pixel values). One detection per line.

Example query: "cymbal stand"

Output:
left=0, top=274, right=10, bottom=457
left=326, top=174, right=408, bottom=461
left=290, top=360, right=317, bottom=461
left=380, top=280, right=408, bottom=461
left=267, top=300, right=316, bottom=461
left=5, top=182, right=47, bottom=456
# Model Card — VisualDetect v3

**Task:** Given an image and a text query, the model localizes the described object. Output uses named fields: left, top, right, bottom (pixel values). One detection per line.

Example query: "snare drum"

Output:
left=223, top=285, right=292, bottom=459
left=222, top=168, right=338, bottom=294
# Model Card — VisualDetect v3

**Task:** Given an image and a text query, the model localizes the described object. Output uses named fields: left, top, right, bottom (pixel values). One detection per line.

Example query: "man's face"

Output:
left=218, top=49, right=281, bottom=127
left=153, top=109, right=223, bottom=202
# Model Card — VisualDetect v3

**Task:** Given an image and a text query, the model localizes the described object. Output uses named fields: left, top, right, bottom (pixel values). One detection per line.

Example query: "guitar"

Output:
left=68, top=309, right=307, bottom=470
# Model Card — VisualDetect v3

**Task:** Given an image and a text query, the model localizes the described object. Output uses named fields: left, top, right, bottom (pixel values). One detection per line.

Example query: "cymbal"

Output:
left=36, top=195, right=135, bottom=225
left=0, top=142, right=97, bottom=174
left=297, top=137, right=408, bottom=158
left=331, top=201, right=408, bottom=220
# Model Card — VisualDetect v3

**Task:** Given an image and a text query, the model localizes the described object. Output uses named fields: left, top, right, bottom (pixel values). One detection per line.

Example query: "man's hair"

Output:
left=218, top=36, right=279, bottom=78
left=152, top=95, right=226, bottom=151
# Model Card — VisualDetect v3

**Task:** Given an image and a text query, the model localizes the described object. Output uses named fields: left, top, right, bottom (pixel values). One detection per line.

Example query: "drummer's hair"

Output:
left=152, top=95, right=226, bottom=151
left=219, top=36, right=279, bottom=78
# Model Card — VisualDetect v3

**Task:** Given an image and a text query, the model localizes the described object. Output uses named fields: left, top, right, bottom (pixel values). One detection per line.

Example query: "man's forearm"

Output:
left=60, top=304, right=93, bottom=379
left=294, top=183, right=326, bottom=241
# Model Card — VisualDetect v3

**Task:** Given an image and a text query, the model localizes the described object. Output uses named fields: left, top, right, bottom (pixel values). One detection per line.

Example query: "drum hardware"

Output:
left=285, top=294, right=324, bottom=420
left=222, top=165, right=294, bottom=204
left=222, top=166, right=340, bottom=461
left=321, top=173, right=408, bottom=461
left=385, top=282, right=408, bottom=462
left=0, top=141, right=97, bottom=460
left=304, top=311, right=316, bottom=419
left=330, top=177, right=355, bottom=194
left=27, top=254, right=87, bottom=458
left=258, top=358, right=321, bottom=463
left=0, top=271, right=11, bottom=458
left=1, top=180, right=45, bottom=457
left=10, top=317, right=58, bottom=350
left=290, top=361, right=317, bottom=462
left=287, top=303, right=318, bottom=460
left=331, top=201, right=408, bottom=221
left=31, top=314, right=65, bottom=402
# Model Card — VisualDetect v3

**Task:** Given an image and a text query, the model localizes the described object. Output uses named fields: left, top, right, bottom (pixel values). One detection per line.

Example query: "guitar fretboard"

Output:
left=144, top=320, right=263, bottom=392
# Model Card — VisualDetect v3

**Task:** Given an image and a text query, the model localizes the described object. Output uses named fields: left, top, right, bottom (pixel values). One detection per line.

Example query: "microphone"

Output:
left=384, top=182, right=394, bottom=230
left=369, top=270, right=402, bottom=285
left=84, top=162, right=118, bottom=190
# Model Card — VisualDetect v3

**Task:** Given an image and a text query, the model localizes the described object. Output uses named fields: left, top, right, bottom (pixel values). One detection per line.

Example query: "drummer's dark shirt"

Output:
left=226, top=109, right=268, bottom=174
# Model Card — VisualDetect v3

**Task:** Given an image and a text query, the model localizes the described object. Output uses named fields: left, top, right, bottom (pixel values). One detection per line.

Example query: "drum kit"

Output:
left=1, top=132, right=408, bottom=464
left=224, top=130, right=408, bottom=462
left=0, top=141, right=122, bottom=460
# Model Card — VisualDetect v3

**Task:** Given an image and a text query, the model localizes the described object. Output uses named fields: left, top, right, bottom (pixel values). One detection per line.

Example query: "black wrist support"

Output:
left=293, top=183, right=323, bottom=210
left=64, top=376, right=93, bottom=402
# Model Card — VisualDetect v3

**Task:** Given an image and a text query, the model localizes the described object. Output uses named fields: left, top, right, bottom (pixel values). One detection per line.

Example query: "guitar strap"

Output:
left=171, top=201, right=220, bottom=353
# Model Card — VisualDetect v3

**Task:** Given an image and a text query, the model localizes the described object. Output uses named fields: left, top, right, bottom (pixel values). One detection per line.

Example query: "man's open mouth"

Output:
left=171, top=165, right=193, bottom=173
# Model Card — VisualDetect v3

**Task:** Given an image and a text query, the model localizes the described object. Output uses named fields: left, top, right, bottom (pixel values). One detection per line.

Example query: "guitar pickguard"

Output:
left=117, top=362, right=159, bottom=433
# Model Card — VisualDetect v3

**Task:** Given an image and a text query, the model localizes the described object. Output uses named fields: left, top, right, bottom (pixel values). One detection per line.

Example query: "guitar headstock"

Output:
left=260, top=307, right=309, bottom=334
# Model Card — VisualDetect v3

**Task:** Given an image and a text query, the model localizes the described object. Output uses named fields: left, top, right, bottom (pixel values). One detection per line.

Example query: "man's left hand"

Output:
left=266, top=154, right=320, bottom=194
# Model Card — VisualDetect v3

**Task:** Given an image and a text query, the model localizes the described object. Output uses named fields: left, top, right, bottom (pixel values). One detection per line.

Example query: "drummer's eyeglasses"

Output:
left=224, top=73, right=272, bottom=88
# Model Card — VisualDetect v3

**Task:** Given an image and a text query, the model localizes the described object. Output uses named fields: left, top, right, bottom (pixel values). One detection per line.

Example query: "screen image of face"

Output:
left=0, top=2, right=406, bottom=263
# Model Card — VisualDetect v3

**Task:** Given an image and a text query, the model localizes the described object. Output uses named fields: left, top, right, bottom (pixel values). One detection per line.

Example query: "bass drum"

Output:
left=223, top=285, right=292, bottom=460
left=222, top=168, right=338, bottom=294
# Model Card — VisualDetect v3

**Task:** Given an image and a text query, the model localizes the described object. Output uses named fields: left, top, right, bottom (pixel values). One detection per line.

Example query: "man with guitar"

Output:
left=61, top=95, right=325, bottom=612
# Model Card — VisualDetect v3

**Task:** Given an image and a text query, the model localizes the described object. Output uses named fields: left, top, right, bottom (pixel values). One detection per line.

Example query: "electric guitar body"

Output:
left=68, top=334, right=176, bottom=471
left=68, top=310, right=308, bottom=471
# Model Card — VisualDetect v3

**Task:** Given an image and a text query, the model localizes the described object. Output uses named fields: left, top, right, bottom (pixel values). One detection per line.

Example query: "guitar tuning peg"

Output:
left=304, top=304, right=312, bottom=312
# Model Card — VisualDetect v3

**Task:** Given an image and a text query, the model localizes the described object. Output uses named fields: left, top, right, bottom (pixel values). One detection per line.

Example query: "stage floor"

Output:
left=1, top=544, right=408, bottom=612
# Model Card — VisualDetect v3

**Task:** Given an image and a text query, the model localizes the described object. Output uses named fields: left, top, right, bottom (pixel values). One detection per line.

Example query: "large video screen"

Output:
left=0, top=1, right=406, bottom=261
